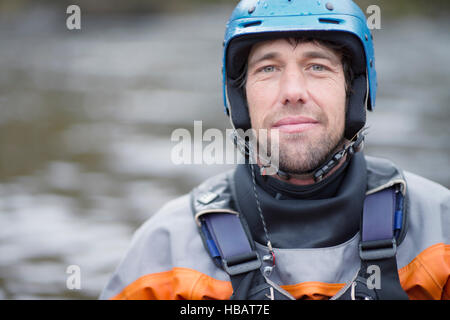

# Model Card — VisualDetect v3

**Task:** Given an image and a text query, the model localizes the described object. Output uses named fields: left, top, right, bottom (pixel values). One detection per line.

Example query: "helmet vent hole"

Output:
left=318, top=18, right=342, bottom=24
left=241, top=20, right=262, bottom=28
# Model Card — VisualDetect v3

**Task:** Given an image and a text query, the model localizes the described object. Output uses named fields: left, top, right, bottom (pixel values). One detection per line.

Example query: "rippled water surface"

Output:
left=0, top=6, right=449, bottom=299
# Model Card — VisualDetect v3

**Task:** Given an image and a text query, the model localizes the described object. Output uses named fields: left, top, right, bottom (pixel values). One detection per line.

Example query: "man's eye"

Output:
left=262, top=66, right=275, bottom=73
left=311, top=64, right=325, bottom=71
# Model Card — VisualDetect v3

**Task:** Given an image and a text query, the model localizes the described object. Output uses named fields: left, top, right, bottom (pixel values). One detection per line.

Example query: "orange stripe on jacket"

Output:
left=398, top=243, right=450, bottom=300
left=112, top=243, right=450, bottom=300
left=112, top=267, right=232, bottom=300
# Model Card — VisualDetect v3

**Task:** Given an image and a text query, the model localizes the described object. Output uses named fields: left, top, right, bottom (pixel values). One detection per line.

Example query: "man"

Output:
left=100, top=0, right=449, bottom=300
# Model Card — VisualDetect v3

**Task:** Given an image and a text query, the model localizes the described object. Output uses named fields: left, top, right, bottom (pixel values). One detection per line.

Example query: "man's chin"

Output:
left=259, top=129, right=345, bottom=174
left=276, top=143, right=343, bottom=174
left=278, top=159, right=323, bottom=175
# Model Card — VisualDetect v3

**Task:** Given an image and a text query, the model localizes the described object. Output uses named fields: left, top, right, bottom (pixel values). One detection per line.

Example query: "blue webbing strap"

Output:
left=200, top=211, right=294, bottom=300
left=354, top=186, right=409, bottom=300
left=362, top=188, right=396, bottom=241
left=200, top=212, right=261, bottom=276
left=360, top=187, right=398, bottom=260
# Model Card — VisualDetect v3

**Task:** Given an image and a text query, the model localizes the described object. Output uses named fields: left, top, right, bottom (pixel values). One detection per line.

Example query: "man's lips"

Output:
left=272, top=116, right=319, bottom=133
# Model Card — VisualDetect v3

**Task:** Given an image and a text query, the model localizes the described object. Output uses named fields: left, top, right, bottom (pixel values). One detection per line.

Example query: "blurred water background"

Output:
left=0, top=0, right=449, bottom=299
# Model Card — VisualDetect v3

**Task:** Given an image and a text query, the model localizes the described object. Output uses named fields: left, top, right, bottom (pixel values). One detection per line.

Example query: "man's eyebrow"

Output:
left=302, top=50, right=340, bottom=65
left=247, top=49, right=341, bottom=69
left=248, top=52, right=280, bottom=69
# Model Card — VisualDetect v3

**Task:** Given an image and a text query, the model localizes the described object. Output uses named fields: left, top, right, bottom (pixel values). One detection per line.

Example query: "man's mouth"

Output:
left=272, top=116, right=319, bottom=134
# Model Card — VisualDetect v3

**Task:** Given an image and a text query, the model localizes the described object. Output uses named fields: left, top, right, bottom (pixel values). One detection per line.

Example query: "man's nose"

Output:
left=279, top=67, right=310, bottom=106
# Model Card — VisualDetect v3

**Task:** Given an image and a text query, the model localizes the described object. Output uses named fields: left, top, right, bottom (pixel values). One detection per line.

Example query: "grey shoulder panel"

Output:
left=396, top=171, right=450, bottom=268
left=191, top=169, right=236, bottom=214
left=365, top=155, right=406, bottom=193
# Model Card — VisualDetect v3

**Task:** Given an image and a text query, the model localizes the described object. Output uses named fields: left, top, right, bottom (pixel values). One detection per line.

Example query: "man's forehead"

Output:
left=248, top=38, right=341, bottom=64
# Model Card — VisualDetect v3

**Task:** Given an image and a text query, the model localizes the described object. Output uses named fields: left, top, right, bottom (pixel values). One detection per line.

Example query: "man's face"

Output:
left=245, top=38, right=347, bottom=174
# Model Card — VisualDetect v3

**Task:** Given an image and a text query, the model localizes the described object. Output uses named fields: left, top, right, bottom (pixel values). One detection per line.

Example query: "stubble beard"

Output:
left=261, top=128, right=345, bottom=175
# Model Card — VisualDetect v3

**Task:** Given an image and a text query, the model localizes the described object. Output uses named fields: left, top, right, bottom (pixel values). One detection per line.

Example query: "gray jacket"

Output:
left=100, top=155, right=450, bottom=300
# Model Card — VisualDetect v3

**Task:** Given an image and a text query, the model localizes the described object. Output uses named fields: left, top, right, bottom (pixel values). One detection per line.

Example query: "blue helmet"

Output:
left=223, top=0, right=376, bottom=140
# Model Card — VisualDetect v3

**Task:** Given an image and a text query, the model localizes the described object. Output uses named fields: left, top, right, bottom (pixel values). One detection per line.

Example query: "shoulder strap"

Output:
left=338, top=186, right=409, bottom=300
left=195, top=210, right=262, bottom=276
left=191, top=172, right=294, bottom=300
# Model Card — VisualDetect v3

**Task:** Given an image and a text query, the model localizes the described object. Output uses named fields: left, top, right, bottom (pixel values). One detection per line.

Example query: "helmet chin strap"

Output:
left=230, top=127, right=366, bottom=184
left=272, top=131, right=366, bottom=183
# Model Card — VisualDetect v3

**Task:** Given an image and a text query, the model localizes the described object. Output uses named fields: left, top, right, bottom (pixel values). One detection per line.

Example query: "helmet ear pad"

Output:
left=344, top=74, right=367, bottom=140
left=227, top=77, right=252, bottom=131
